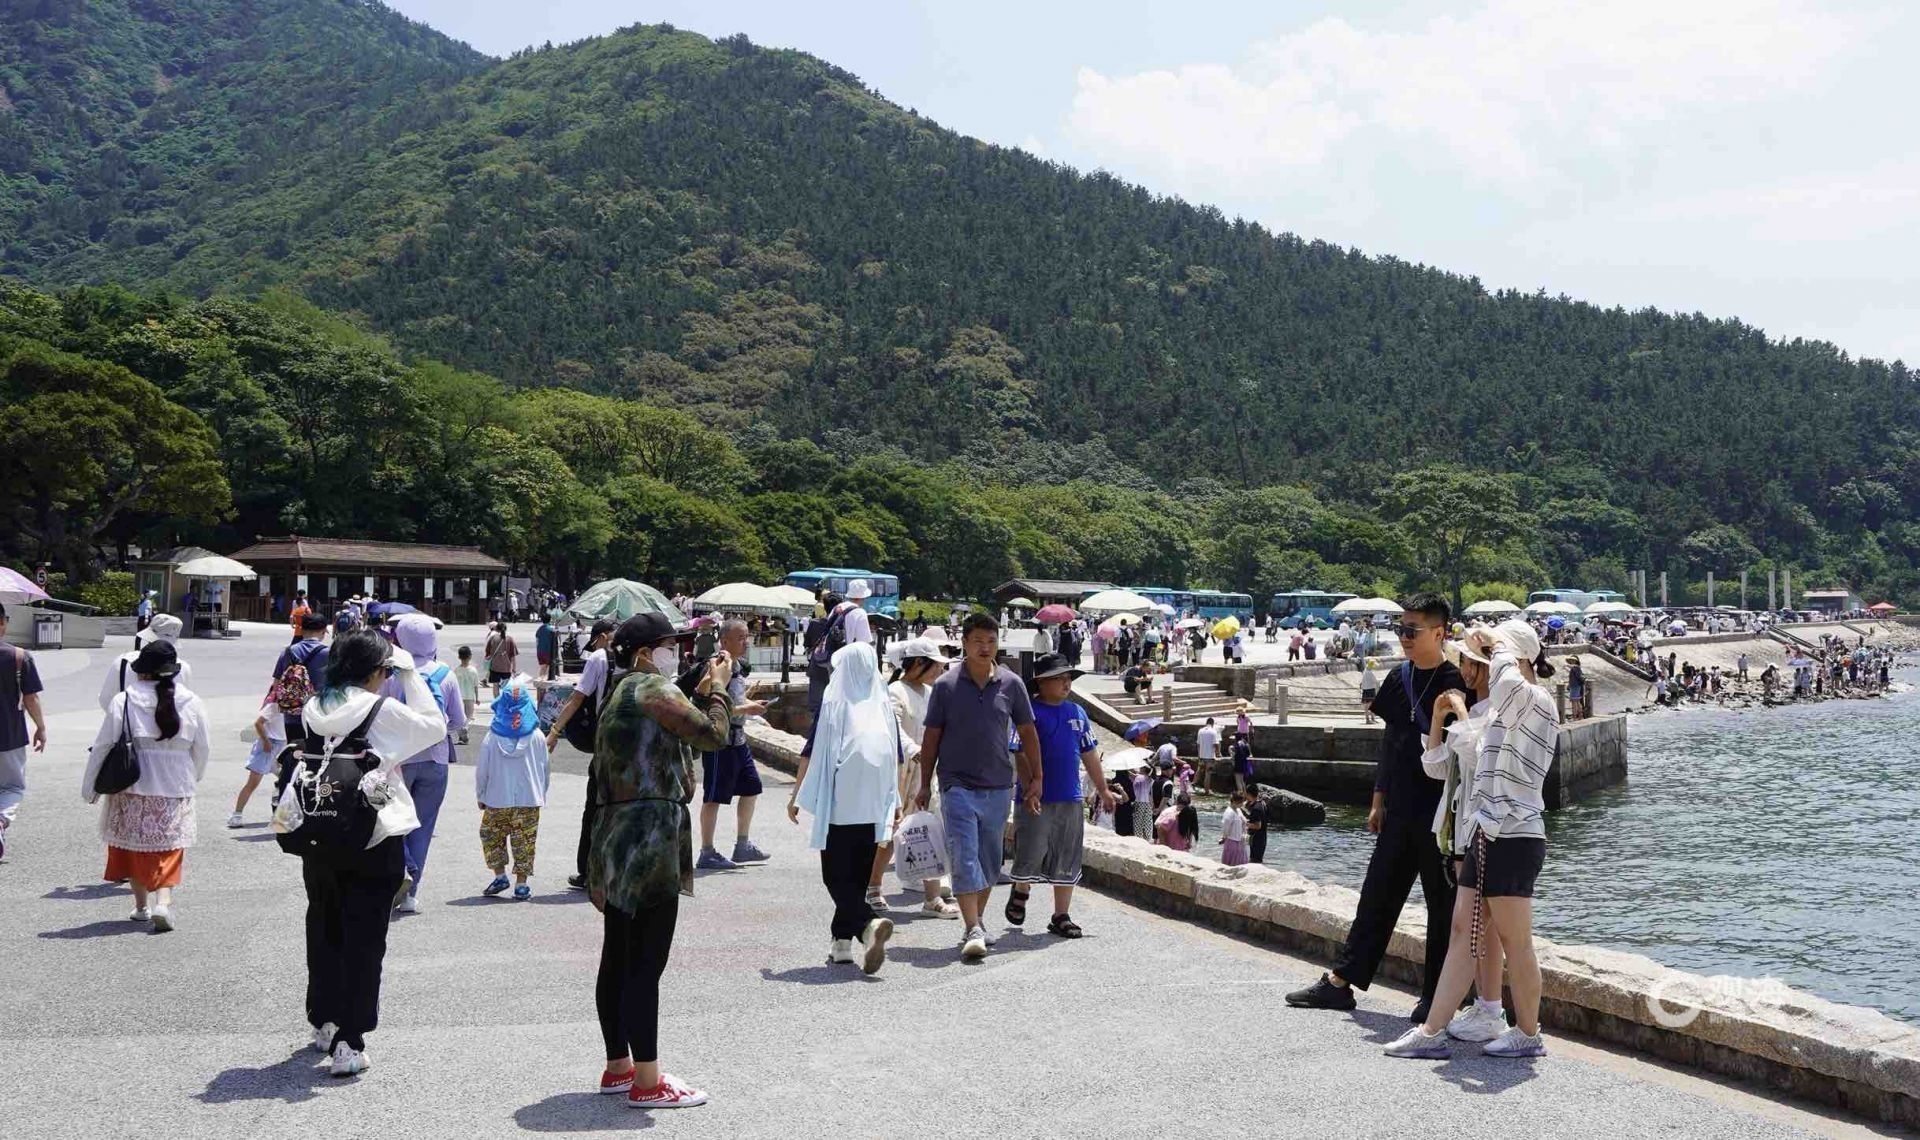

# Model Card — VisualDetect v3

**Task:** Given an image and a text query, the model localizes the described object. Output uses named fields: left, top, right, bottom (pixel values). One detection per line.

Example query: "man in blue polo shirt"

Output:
left=915, top=613, right=1041, bottom=961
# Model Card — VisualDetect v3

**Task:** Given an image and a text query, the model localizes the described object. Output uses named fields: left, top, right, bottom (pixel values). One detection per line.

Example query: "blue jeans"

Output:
left=941, top=784, right=1013, bottom=895
left=0, top=747, right=25, bottom=827
left=399, top=761, right=449, bottom=895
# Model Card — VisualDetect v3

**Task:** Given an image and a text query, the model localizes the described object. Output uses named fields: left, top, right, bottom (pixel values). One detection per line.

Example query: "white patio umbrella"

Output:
left=1525, top=601, right=1581, bottom=616
left=1334, top=597, right=1402, bottom=615
left=1584, top=601, right=1636, bottom=617
left=174, top=554, right=257, bottom=580
left=1463, top=599, right=1522, bottom=616
left=692, top=582, right=791, bottom=615
left=1102, top=746, right=1155, bottom=775
left=766, top=583, right=820, bottom=608
left=1079, top=589, right=1159, bottom=615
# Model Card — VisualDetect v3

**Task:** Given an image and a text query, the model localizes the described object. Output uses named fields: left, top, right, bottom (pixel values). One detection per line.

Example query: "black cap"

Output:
left=131, top=639, right=181, bottom=678
left=1032, top=652, right=1079, bottom=681
left=300, top=612, right=329, bottom=630
left=612, top=612, right=678, bottom=660
left=590, top=617, right=618, bottom=641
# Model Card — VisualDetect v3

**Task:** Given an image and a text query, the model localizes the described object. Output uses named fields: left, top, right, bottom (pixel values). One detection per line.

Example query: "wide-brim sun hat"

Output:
left=1032, top=652, right=1081, bottom=681
left=1450, top=639, right=1489, bottom=665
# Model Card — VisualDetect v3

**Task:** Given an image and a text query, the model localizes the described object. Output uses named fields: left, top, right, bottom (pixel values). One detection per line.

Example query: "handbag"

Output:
left=93, top=703, right=141, bottom=796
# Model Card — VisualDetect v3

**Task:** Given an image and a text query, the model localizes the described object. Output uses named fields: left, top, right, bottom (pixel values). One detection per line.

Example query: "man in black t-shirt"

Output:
left=1286, top=593, right=1467, bottom=1023
left=1245, top=791, right=1268, bottom=864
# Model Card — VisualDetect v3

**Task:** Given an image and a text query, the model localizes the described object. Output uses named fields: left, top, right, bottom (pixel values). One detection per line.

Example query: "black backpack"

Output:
left=273, top=698, right=388, bottom=856
left=561, top=667, right=625, bottom=753
left=808, top=605, right=852, bottom=667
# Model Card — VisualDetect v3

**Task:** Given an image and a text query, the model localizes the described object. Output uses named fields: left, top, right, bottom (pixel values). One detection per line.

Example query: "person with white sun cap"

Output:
left=100, top=613, right=194, bottom=711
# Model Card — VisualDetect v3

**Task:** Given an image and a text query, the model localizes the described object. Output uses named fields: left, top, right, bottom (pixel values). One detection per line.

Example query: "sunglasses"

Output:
left=1393, top=624, right=1436, bottom=639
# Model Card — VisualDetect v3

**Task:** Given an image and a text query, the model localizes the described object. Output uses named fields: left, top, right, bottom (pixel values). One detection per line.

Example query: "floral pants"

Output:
left=480, top=806, right=540, bottom=877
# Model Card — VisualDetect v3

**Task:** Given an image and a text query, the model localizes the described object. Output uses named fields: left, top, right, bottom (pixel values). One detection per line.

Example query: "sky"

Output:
left=386, top=0, right=1920, bottom=365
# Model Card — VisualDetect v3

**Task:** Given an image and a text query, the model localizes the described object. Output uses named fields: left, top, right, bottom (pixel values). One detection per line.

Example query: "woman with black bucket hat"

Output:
left=81, top=639, right=210, bottom=933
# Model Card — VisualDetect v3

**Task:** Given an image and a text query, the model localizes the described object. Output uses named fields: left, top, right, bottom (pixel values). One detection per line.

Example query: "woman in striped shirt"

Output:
left=1388, top=619, right=1558, bottom=1061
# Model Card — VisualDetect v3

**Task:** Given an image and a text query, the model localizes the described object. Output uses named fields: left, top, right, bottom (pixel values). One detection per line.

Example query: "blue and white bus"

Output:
left=783, top=567, right=902, bottom=618
left=1191, top=589, right=1254, bottom=622
left=1527, top=588, right=1628, bottom=612
left=1268, top=590, right=1358, bottom=629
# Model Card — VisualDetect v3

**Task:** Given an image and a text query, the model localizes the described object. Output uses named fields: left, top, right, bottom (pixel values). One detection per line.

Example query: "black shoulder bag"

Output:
left=93, top=695, right=142, bottom=796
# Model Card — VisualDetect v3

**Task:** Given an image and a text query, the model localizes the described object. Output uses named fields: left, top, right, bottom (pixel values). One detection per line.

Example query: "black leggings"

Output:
left=820, top=823, right=878, bottom=940
left=303, top=841, right=404, bottom=1053
left=595, top=897, right=680, bottom=1064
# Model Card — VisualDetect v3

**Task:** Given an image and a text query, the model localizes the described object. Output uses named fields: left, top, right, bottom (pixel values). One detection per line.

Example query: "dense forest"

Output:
left=2, top=2, right=1916, bottom=605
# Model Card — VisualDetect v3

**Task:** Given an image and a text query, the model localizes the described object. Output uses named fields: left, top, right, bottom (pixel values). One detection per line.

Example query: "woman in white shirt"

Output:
left=880, top=641, right=958, bottom=917
left=1390, top=621, right=1557, bottom=1061
left=82, top=640, right=210, bottom=933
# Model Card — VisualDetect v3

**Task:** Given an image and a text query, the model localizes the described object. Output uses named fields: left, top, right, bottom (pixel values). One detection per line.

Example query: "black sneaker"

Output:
left=567, top=873, right=588, bottom=892
left=1285, top=974, right=1357, bottom=1010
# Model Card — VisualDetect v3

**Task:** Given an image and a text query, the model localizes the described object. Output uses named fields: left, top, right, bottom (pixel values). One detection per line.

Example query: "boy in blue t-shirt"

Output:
left=1005, top=654, right=1115, bottom=938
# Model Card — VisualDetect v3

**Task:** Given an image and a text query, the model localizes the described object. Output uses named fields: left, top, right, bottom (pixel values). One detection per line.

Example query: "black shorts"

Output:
left=702, top=744, right=763, bottom=804
left=1460, top=836, right=1546, bottom=898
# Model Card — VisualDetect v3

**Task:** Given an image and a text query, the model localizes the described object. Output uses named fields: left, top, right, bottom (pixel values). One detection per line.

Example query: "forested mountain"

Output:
left=4, top=4, right=1918, bottom=602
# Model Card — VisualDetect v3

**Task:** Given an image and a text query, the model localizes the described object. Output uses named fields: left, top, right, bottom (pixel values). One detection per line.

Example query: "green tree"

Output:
left=1382, top=466, right=1525, bottom=613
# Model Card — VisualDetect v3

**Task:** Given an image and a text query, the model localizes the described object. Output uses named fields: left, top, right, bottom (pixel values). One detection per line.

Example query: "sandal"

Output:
left=1048, top=915, right=1084, bottom=939
left=1004, top=888, right=1029, bottom=926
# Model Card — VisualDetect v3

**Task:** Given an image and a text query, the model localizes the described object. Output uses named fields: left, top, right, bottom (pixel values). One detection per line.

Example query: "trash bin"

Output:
left=34, top=612, right=62, bottom=649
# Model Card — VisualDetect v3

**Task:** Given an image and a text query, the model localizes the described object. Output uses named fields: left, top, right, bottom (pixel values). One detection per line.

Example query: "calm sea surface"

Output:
left=1196, top=664, right=1920, bottom=1024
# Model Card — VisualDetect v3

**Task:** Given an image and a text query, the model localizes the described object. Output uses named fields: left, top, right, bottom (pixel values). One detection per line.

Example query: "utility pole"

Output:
left=1768, top=570, right=1776, bottom=611
left=1740, top=569, right=1748, bottom=610
left=1783, top=569, right=1792, bottom=610
left=1707, top=570, right=1715, bottom=608
left=1660, top=571, right=1668, bottom=607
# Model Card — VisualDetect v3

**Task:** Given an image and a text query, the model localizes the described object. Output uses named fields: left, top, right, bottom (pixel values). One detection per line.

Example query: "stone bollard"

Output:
left=1555, top=682, right=1567, bottom=722
left=1272, top=682, right=1288, bottom=724
left=1162, top=684, right=1174, bottom=721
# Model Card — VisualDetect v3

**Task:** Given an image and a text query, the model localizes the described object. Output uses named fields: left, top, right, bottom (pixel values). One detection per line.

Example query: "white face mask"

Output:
left=652, top=647, right=679, bottom=675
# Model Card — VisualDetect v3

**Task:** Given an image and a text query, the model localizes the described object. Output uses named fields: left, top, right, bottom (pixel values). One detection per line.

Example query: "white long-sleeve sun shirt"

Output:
left=1469, top=647, right=1557, bottom=842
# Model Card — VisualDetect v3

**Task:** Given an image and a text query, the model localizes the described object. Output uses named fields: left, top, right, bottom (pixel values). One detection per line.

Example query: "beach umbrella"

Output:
left=174, top=554, right=257, bottom=580
left=1123, top=718, right=1162, bottom=743
left=1079, top=589, right=1160, bottom=615
left=0, top=567, right=50, bottom=607
left=1331, top=597, right=1378, bottom=615
left=765, top=583, right=819, bottom=609
left=1175, top=617, right=1207, bottom=629
left=1004, top=596, right=1037, bottom=609
left=692, top=582, right=791, bottom=615
left=569, top=578, right=688, bottom=624
left=1525, top=601, right=1581, bottom=616
left=1212, top=617, right=1241, bottom=640
left=1103, top=746, right=1155, bottom=775
left=1584, top=601, right=1635, bottom=617
left=1463, top=599, right=1522, bottom=616
left=1097, top=614, right=1143, bottom=636
left=1034, top=603, right=1077, bottom=624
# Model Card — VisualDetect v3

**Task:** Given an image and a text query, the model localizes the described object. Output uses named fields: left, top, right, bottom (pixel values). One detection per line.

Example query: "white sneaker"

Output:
left=129, top=906, right=150, bottom=923
left=394, top=895, right=420, bottom=915
left=860, top=917, right=894, bottom=975
left=1447, top=1003, right=1507, bottom=1042
left=312, top=1022, right=338, bottom=1053
left=1384, top=1025, right=1452, bottom=1059
left=150, top=904, right=174, bottom=933
left=1483, top=1026, right=1548, bottom=1058
left=961, top=926, right=988, bottom=961
left=226, top=811, right=245, bottom=829
left=329, top=1041, right=370, bottom=1077
left=828, top=939, right=856, bottom=964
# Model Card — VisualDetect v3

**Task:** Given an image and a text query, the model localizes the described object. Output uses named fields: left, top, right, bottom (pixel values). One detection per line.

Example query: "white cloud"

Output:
left=1065, top=0, right=1864, bottom=194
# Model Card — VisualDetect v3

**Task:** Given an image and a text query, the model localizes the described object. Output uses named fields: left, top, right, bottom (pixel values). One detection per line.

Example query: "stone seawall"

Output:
left=746, top=721, right=1919, bottom=1125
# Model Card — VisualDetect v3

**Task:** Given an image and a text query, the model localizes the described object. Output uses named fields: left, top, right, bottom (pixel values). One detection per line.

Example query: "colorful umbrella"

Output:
left=1034, top=603, right=1077, bottom=624
left=1212, top=617, right=1241, bottom=640
left=1123, top=718, right=1162, bottom=743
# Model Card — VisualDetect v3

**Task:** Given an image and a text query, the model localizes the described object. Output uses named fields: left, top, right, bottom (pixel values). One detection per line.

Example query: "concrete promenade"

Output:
left=0, top=625, right=1881, bottom=1138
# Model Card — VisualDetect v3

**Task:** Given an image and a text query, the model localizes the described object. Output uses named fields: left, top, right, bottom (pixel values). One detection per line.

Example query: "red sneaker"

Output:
left=628, top=1074, right=708, bottom=1110
left=598, top=1068, right=635, bottom=1095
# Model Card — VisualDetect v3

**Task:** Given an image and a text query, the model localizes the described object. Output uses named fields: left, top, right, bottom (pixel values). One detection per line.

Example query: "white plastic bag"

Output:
left=892, top=809, right=949, bottom=883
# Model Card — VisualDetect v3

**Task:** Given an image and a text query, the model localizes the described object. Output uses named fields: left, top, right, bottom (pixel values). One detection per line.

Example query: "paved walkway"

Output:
left=0, top=627, right=1874, bottom=1138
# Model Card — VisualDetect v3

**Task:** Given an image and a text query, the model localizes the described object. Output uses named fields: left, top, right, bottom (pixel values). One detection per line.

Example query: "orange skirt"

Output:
left=105, top=846, right=183, bottom=890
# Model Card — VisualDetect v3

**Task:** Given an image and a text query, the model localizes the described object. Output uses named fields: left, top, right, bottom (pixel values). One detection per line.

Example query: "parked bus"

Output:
left=1190, top=589, right=1254, bottom=622
left=1527, top=587, right=1629, bottom=613
left=782, top=567, right=902, bottom=617
left=1268, top=590, right=1358, bottom=629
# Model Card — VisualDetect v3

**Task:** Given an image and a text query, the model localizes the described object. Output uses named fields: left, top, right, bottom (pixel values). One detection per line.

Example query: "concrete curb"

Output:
left=746, top=722, right=1920, bottom=1127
